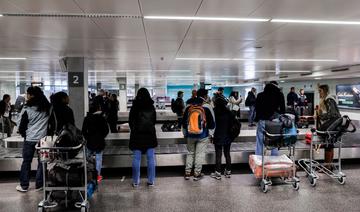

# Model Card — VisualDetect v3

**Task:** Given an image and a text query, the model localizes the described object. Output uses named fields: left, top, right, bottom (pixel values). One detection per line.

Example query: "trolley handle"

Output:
left=35, top=143, right=83, bottom=150
left=264, top=131, right=298, bottom=138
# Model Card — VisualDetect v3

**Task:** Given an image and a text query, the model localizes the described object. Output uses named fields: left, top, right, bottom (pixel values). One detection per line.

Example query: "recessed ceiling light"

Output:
left=144, top=16, right=269, bottom=22
left=0, top=14, right=3, bottom=17
left=0, top=57, right=27, bottom=60
left=271, top=19, right=360, bottom=25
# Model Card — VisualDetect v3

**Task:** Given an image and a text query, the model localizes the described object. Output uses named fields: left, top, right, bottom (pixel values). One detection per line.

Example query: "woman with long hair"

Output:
left=229, top=91, right=242, bottom=118
left=316, top=84, right=341, bottom=170
left=16, top=86, right=51, bottom=192
left=129, top=88, right=157, bottom=187
left=50, top=91, right=75, bottom=133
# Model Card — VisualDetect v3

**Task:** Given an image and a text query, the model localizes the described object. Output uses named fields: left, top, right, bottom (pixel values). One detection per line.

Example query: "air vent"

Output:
left=279, top=75, right=288, bottom=79
left=253, top=78, right=259, bottom=82
left=300, top=72, right=312, bottom=76
left=331, top=67, right=349, bottom=72
left=1, top=13, right=142, bottom=19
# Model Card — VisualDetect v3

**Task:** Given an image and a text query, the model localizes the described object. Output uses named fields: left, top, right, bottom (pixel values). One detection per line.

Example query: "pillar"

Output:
left=66, top=57, right=88, bottom=128
left=118, top=77, right=127, bottom=112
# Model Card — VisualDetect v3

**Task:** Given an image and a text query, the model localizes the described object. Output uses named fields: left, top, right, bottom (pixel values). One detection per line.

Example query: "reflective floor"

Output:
left=1, top=164, right=360, bottom=212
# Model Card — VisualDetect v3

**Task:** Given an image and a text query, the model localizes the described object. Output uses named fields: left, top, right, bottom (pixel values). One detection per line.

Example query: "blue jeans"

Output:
left=132, top=148, right=156, bottom=185
left=248, top=106, right=256, bottom=124
left=20, top=141, right=43, bottom=189
left=255, top=120, right=278, bottom=156
left=87, top=149, right=103, bottom=176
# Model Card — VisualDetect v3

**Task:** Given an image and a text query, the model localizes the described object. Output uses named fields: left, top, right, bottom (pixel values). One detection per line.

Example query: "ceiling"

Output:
left=1, top=0, right=360, bottom=88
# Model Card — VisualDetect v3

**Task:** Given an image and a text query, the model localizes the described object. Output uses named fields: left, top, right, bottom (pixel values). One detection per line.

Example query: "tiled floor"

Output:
left=1, top=164, right=360, bottom=212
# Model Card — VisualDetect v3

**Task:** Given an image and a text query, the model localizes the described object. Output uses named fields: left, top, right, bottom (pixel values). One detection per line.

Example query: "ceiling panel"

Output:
left=93, top=18, right=144, bottom=39
left=141, top=0, right=202, bottom=16
left=186, top=21, right=284, bottom=41
left=10, top=0, right=83, bottom=13
left=74, top=0, right=140, bottom=14
left=0, top=0, right=24, bottom=13
left=0, top=16, right=107, bottom=39
left=198, top=0, right=264, bottom=17
left=251, top=0, right=360, bottom=20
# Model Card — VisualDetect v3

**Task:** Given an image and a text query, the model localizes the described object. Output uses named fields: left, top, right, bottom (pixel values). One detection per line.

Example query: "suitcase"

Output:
left=249, top=154, right=294, bottom=179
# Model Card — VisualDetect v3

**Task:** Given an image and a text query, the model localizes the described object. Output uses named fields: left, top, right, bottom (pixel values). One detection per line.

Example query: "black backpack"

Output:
left=171, top=98, right=177, bottom=113
left=54, top=123, right=84, bottom=159
left=230, top=117, right=241, bottom=140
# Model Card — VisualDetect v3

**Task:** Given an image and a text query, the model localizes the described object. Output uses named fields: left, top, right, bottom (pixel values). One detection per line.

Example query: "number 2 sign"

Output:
left=68, top=72, right=84, bottom=87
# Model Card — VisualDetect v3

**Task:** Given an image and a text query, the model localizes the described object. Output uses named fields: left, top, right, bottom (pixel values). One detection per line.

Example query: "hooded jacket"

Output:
left=318, top=95, right=341, bottom=130
left=18, top=106, right=49, bottom=142
left=255, top=83, right=286, bottom=121
left=129, top=99, right=157, bottom=151
left=82, top=111, right=109, bottom=151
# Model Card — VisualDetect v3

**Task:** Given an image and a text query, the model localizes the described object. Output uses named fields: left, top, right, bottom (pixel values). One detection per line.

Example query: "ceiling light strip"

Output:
left=0, top=57, right=27, bottom=60
left=271, top=19, right=360, bottom=25
left=0, top=13, right=142, bottom=19
left=144, top=16, right=269, bottom=22
left=176, top=57, right=337, bottom=62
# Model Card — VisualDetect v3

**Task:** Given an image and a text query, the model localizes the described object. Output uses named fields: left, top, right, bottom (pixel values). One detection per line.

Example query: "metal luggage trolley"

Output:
left=298, top=116, right=356, bottom=187
left=35, top=143, right=89, bottom=212
left=260, top=129, right=300, bottom=193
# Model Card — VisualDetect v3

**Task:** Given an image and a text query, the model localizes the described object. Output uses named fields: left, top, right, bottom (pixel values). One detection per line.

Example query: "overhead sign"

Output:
left=68, top=72, right=84, bottom=87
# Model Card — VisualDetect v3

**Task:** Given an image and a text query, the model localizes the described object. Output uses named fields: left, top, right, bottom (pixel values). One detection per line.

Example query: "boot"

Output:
left=324, top=149, right=334, bottom=171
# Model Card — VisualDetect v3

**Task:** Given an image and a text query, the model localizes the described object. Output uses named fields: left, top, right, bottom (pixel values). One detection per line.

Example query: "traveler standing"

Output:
left=210, top=97, right=235, bottom=180
left=0, top=94, right=13, bottom=137
left=287, top=87, right=298, bottom=109
left=50, top=92, right=75, bottom=133
left=245, top=88, right=257, bottom=127
left=183, top=89, right=215, bottom=181
left=255, top=81, right=285, bottom=156
left=316, top=84, right=341, bottom=170
left=171, top=91, right=185, bottom=128
left=16, top=86, right=51, bottom=192
left=186, top=90, right=197, bottom=105
left=108, top=94, right=119, bottom=133
left=82, top=102, right=110, bottom=182
left=129, top=88, right=157, bottom=187
left=298, top=89, right=308, bottom=116
left=228, top=91, right=242, bottom=118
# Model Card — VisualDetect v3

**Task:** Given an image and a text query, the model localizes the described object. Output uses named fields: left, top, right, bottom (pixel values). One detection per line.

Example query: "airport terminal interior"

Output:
left=1, top=0, right=360, bottom=211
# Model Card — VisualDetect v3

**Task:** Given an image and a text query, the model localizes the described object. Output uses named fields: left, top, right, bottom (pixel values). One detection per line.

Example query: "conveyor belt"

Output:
left=1, top=137, right=360, bottom=171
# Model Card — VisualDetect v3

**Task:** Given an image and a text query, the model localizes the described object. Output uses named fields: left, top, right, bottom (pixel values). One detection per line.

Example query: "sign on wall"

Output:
left=68, top=72, right=84, bottom=87
left=336, top=84, right=360, bottom=109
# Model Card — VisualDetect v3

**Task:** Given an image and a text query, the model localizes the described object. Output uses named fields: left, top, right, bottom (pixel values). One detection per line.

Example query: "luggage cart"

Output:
left=35, top=144, right=89, bottom=212
left=260, top=130, right=300, bottom=193
left=298, top=116, right=356, bottom=187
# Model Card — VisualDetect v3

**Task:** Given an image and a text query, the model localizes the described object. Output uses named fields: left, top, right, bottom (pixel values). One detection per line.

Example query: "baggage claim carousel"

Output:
left=1, top=122, right=360, bottom=171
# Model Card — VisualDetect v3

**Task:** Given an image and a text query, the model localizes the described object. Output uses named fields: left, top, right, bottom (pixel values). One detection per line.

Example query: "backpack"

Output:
left=54, top=123, right=84, bottom=159
left=171, top=99, right=177, bottom=113
left=230, top=117, right=241, bottom=140
left=187, top=105, right=206, bottom=135
left=245, top=96, right=250, bottom=107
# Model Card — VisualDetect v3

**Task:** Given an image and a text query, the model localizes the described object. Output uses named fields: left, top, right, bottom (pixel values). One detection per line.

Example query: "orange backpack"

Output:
left=187, top=105, right=207, bottom=135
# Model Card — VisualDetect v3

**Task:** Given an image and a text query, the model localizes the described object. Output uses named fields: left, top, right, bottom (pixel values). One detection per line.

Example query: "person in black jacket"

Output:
left=0, top=94, right=13, bottom=137
left=50, top=92, right=75, bottom=133
left=210, top=96, right=235, bottom=180
left=287, top=87, right=298, bottom=108
left=245, top=87, right=257, bottom=127
left=108, top=94, right=119, bottom=133
left=82, top=102, right=109, bottom=182
left=129, top=88, right=157, bottom=187
left=255, top=81, right=285, bottom=156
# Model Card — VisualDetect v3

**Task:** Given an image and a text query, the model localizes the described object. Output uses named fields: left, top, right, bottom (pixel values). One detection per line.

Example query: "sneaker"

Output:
left=224, top=169, right=231, bottom=178
left=147, top=182, right=155, bottom=187
left=35, top=186, right=43, bottom=192
left=184, top=172, right=191, bottom=180
left=193, top=173, right=204, bottom=181
left=16, top=185, right=28, bottom=192
left=132, top=183, right=139, bottom=188
left=210, top=171, right=221, bottom=180
left=97, top=175, right=103, bottom=183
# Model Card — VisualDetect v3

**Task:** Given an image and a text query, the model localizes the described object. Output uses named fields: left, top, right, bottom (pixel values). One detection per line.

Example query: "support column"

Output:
left=67, top=57, right=88, bottom=128
left=118, top=77, right=127, bottom=112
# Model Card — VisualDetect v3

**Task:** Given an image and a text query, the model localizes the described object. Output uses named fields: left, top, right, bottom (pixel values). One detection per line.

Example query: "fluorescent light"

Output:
left=144, top=16, right=269, bottom=22
left=0, top=14, right=3, bottom=17
left=176, top=57, right=337, bottom=62
left=271, top=19, right=360, bottom=25
left=280, top=80, right=285, bottom=83
left=0, top=71, right=34, bottom=73
left=314, top=77, right=322, bottom=80
left=0, top=57, right=26, bottom=60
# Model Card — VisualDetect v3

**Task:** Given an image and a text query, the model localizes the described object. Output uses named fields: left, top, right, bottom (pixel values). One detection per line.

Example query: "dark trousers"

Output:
left=177, top=117, right=183, bottom=129
left=20, top=142, right=43, bottom=189
left=215, top=144, right=231, bottom=172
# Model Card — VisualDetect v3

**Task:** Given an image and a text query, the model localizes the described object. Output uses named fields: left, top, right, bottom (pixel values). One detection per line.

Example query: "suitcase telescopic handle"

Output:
left=35, top=143, right=83, bottom=150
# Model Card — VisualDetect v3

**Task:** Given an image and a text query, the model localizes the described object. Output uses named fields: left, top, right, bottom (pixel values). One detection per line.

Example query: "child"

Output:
left=82, top=102, right=109, bottom=182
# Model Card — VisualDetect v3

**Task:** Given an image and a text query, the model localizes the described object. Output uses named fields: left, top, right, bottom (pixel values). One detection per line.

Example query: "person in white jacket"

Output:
left=228, top=91, right=242, bottom=118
